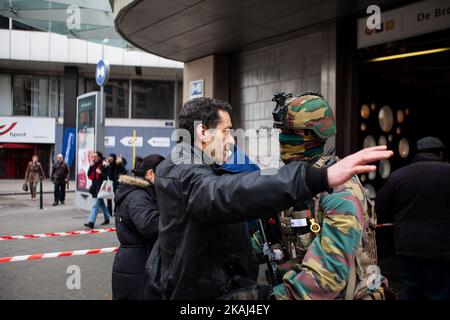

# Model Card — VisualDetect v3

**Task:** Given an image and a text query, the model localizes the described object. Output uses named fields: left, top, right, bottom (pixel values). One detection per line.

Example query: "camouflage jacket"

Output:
left=273, top=157, right=385, bottom=300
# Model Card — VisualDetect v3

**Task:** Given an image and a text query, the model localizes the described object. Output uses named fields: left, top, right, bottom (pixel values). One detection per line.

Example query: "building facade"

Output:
left=0, top=15, right=183, bottom=179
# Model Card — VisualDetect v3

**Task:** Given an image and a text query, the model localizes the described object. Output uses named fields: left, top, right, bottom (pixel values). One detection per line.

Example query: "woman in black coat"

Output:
left=112, top=154, right=165, bottom=300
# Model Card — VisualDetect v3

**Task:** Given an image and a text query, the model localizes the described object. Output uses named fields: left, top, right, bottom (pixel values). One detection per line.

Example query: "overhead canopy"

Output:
left=0, top=0, right=129, bottom=47
left=115, top=0, right=414, bottom=62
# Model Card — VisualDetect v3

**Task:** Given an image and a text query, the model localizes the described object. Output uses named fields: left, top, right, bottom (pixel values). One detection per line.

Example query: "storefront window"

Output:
left=12, top=19, right=42, bottom=31
left=13, top=75, right=31, bottom=115
left=85, top=79, right=129, bottom=118
left=13, top=75, right=60, bottom=117
left=131, top=80, right=174, bottom=119
left=0, top=15, right=9, bottom=29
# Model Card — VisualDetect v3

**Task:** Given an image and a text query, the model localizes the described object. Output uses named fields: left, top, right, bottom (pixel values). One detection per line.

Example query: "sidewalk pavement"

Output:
left=0, top=192, right=117, bottom=300
left=0, top=179, right=75, bottom=196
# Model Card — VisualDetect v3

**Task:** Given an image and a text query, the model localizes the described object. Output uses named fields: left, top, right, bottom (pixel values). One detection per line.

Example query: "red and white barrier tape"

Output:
left=376, top=223, right=394, bottom=228
left=0, top=223, right=393, bottom=242
left=0, top=247, right=119, bottom=264
left=0, top=228, right=116, bottom=241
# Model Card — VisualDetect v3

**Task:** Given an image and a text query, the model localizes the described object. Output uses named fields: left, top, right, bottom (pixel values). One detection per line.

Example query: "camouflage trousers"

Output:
left=217, top=276, right=274, bottom=300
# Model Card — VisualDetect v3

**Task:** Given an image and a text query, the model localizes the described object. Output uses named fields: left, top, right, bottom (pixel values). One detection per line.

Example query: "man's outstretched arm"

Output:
left=186, top=146, right=392, bottom=223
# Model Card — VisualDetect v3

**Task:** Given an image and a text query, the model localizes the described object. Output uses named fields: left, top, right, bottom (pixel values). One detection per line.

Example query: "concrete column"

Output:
left=63, top=66, right=79, bottom=129
left=182, top=54, right=229, bottom=104
left=63, top=66, right=78, bottom=179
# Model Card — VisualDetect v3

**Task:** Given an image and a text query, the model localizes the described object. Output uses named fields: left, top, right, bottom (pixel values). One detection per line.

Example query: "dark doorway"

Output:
left=0, top=144, right=51, bottom=179
left=355, top=29, right=450, bottom=296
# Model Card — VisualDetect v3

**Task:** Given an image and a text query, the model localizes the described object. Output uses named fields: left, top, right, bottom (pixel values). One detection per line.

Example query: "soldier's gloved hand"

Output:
left=327, top=146, right=393, bottom=187
left=270, top=243, right=284, bottom=261
left=277, top=260, right=303, bottom=279
left=250, top=231, right=265, bottom=263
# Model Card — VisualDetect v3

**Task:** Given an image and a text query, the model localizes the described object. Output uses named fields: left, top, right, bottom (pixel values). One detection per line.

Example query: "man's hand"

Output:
left=327, top=145, right=393, bottom=188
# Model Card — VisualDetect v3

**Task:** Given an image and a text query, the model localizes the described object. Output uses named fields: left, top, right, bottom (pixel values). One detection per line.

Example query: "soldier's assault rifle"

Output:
left=257, top=219, right=280, bottom=286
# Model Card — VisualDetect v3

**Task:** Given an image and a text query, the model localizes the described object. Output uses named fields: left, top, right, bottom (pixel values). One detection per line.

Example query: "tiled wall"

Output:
left=230, top=27, right=335, bottom=133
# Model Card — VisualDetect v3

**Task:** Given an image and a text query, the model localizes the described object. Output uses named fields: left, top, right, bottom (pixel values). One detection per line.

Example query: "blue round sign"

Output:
left=95, top=59, right=110, bottom=86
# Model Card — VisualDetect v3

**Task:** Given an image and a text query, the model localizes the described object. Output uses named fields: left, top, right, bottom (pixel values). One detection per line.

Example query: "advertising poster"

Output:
left=76, top=94, right=96, bottom=193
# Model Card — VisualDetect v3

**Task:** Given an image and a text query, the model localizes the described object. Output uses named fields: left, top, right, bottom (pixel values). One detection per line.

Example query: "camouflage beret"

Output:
left=273, top=92, right=336, bottom=140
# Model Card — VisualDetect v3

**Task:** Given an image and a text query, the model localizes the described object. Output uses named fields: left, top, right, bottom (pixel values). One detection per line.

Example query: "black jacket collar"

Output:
left=173, top=143, right=216, bottom=166
left=413, top=152, right=443, bottom=163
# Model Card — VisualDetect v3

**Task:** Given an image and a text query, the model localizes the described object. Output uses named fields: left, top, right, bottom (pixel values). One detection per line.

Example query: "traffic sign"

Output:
left=147, top=137, right=170, bottom=147
left=96, top=59, right=110, bottom=86
left=120, top=136, right=143, bottom=147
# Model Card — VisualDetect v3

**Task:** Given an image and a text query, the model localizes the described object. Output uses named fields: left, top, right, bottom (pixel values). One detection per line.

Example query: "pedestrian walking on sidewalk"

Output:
left=51, top=154, right=69, bottom=206
left=104, top=153, right=121, bottom=215
left=24, top=155, right=45, bottom=201
left=84, top=151, right=110, bottom=229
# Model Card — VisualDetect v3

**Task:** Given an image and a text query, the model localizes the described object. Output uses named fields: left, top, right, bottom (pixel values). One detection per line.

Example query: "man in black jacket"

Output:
left=154, top=97, right=392, bottom=300
left=51, top=154, right=69, bottom=206
left=376, top=137, right=450, bottom=300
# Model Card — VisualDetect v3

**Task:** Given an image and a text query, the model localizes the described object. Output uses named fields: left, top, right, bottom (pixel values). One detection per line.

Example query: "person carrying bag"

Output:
left=97, top=178, right=114, bottom=200
left=84, top=151, right=110, bottom=229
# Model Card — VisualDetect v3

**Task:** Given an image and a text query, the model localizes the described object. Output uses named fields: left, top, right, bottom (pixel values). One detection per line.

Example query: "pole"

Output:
left=39, top=177, right=43, bottom=210
left=132, top=129, right=136, bottom=169
left=100, top=85, right=104, bottom=126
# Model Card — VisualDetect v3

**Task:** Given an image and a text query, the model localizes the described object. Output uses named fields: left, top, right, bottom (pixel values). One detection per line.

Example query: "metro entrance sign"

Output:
left=75, top=59, right=109, bottom=211
left=96, top=59, right=109, bottom=130
left=95, top=59, right=110, bottom=86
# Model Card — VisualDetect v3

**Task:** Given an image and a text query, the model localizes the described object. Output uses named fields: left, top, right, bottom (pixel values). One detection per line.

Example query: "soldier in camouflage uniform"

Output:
left=270, top=91, right=388, bottom=300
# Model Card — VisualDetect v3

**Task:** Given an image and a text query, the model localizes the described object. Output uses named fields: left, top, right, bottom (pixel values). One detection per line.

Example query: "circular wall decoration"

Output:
left=361, top=104, right=370, bottom=119
left=379, top=106, right=394, bottom=133
left=397, top=110, right=405, bottom=124
left=379, top=160, right=391, bottom=179
left=388, top=134, right=393, bottom=142
left=378, top=135, right=387, bottom=146
left=396, top=127, right=401, bottom=135
left=399, top=138, right=410, bottom=158
left=361, top=123, right=367, bottom=131
left=364, top=184, right=376, bottom=199
left=368, top=171, right=376, bottom=181
left=405, top=108, right=410, bottom=116
left=370, top=103, right=376, bottom=111
left=363, top=135, right=376, bottom=149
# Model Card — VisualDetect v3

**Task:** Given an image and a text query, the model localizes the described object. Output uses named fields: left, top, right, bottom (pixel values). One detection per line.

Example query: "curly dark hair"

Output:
left=178, top=97, right=232, bottom=145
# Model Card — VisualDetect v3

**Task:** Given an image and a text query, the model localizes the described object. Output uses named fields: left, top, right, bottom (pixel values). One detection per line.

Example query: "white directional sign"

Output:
left=120, top=136, right=143, bottom=147
left=147, top=137, right=171, bottom=148
left=104, top=136, right=116, bottom=147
